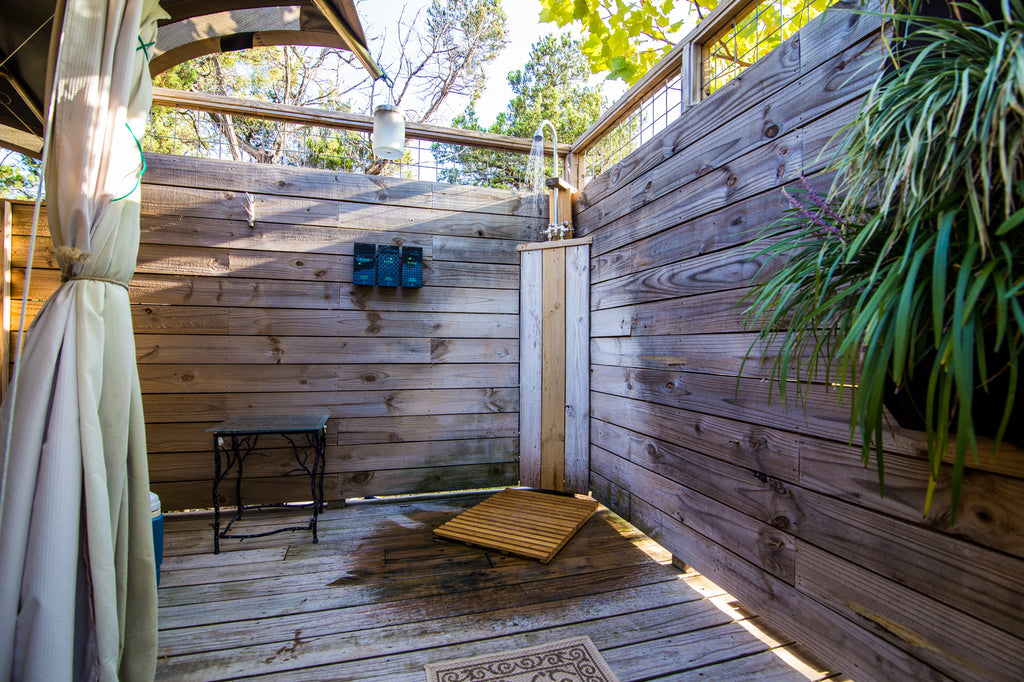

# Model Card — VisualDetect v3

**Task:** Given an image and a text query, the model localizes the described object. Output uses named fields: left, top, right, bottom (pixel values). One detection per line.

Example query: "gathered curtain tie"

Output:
left=60, top=274, right=130, bottom=292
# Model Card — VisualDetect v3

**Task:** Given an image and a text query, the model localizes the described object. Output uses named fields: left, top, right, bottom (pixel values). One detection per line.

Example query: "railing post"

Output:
left=1, top=201, right=10, bottom=398
left=566, top=149, right=586, bottom=199
left=679, top=41, right=695, bottom=113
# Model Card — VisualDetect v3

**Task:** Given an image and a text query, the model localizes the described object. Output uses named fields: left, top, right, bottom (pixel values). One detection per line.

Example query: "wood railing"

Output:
left=151, top=88, right=571, bottom=158
left=567, top=0, right=850, bottom=187
left=152, top=0, right=850, bottom=189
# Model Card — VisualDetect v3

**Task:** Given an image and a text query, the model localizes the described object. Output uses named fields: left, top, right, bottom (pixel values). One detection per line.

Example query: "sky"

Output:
left=357, top=0, right=627, bottom=128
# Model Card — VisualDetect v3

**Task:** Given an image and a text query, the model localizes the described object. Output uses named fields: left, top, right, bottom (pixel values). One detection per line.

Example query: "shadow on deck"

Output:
left=156, top=492, right=845, bottom=681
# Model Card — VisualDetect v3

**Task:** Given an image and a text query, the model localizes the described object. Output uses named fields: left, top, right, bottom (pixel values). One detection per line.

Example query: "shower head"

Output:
left=535, top=120, right=557, bottom=147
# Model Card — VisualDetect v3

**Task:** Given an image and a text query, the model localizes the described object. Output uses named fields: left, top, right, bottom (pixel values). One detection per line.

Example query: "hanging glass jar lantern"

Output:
left=372, top=103, right=405, bottom=160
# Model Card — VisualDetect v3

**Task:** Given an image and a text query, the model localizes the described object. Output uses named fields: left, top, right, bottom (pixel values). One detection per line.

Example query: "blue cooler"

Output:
left=150, top=491, right=163, bottom=585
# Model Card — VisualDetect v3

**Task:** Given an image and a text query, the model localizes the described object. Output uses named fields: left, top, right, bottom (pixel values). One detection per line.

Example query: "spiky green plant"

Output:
left=744, top=0, right=1024, bottom=517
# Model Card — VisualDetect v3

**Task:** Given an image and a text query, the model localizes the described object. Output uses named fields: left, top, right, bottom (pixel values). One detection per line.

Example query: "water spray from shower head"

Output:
left=534, top=120, right=558, bottom=171
left=533, top=119, right=561, bottom=231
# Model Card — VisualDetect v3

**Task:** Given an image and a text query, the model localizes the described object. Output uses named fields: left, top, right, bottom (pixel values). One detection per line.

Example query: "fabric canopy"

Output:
left=0, top=0, right=168, bottom=679
left=0, top=0, right=380, bottom=156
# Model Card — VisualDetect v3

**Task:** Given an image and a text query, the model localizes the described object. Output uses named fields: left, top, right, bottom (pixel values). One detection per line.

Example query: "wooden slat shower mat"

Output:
left=433, top=488, right=599, bottom=563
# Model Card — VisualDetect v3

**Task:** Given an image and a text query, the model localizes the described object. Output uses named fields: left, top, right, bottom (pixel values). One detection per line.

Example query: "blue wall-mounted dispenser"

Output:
left=401, top=246, right=423, bottom=288
left=376, top=245, right=401, bottom=287
left=353, top=243, right=376, bottom=286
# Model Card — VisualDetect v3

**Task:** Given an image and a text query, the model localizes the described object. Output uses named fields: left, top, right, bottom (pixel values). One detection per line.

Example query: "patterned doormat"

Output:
left=424, top=636, right=620, bottom=682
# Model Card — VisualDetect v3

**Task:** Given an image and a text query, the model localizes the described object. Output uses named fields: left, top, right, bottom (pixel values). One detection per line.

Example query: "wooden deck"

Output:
left=156, top=492, right=844, bottom=681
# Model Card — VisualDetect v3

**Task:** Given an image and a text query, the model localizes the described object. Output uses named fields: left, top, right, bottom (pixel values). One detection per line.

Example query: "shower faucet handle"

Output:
left=541, top=221, right=575, bottom=241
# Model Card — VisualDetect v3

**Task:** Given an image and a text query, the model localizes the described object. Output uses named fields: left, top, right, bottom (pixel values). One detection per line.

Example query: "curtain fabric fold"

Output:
left=0, top=0, right=168, bottom=679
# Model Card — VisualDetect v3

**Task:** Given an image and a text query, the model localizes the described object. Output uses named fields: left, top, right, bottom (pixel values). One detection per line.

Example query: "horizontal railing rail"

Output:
left=151, top=88, right=571, bottom=157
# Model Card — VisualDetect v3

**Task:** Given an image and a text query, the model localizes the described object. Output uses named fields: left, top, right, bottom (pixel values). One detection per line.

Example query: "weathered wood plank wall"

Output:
left=8, top=155, right=543, bottom=510
left=576, top=4, right=1024, bottom=681
left=518, top=239, right=592, bottom=494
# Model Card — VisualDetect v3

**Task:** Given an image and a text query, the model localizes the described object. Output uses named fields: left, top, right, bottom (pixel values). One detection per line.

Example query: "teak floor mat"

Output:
left=433, top=488, right=599, bottom=563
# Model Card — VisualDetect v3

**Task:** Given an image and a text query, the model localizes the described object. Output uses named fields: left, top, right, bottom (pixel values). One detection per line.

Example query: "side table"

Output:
left=207, top=414, right=328, bottom=554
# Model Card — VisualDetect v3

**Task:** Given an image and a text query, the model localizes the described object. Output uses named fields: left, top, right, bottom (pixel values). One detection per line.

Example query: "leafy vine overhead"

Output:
left=538, top=0, right=718, bottom=84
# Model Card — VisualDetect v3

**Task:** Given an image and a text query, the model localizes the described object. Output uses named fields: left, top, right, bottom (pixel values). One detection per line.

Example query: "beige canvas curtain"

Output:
left=0, top=0, right=168, bottom=679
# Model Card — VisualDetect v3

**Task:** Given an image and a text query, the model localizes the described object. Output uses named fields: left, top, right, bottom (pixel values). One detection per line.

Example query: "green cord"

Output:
left=136, top=35, right=154, bottom=61
left=112, top=34, right=154, bottom=201
left=112, top=122, right=146, bottom=201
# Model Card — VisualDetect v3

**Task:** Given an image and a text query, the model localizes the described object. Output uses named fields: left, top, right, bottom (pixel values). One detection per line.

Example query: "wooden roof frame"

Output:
left=153, top=0, right=383, bottom=80
left=151, top=6, right=347, bottom=76
left=0, top=0, right=382, bottom=156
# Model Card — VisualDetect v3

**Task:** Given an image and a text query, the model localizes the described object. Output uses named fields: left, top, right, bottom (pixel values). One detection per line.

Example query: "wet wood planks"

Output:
left=155, top=492, right=843, bottom=681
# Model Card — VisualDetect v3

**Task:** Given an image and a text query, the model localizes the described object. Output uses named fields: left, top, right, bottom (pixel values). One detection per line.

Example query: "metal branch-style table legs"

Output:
left=208, top=415, right=328, bottom=554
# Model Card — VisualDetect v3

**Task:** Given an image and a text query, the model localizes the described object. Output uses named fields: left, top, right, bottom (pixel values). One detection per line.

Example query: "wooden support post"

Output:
left=519, top=249, right=543, bottom=489
left=541, top=247, right=566, bottom=491
left=519, top=237, right=592, bottom=493
left=566, top=151, right=586, bottom=200
left=680, top=41, right=697, bottom=111
left=1, top=201, right=11, bottom=397
left=544, top=177, right=578, bottom=237
left=564, top=243, right=590, bottom=494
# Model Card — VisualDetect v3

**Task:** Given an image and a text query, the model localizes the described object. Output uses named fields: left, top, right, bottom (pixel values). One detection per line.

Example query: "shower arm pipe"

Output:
left=536, top=119, right=560, bottom=226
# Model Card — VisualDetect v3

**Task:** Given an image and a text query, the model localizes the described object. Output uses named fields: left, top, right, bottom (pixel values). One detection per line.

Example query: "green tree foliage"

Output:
left=537, top=0, right=717, bottom=84
left=150, top=47, right=352, bottom=164
left=0, top=151, right=40, bottom=200
left=503, top=34, right=606, bottom=139
left=435, top=33, right=605, bottom=188
left=147, top=0, right=508, bottom=174
left=539, top=0, right=834, bottom=89
left=702, top=0, right=833, bottom=96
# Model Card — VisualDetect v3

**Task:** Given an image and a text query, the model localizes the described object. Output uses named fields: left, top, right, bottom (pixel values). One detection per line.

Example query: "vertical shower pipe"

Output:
left=535, top=119, right=559, bottom=230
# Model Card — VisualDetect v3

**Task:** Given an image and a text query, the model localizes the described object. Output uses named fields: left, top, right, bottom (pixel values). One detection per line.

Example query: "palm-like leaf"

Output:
left=744, top=0, right=1024, bottom=518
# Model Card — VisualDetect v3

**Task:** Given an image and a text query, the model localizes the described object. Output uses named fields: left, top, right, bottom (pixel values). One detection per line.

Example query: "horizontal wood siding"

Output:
left=578, top=4, right=1024, bottom=681
left=9, top=156, right=539, bottom=510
